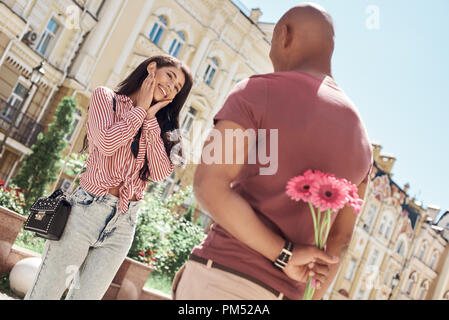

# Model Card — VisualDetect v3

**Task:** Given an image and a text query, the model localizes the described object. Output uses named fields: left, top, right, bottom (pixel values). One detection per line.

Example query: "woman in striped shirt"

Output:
left=26, top=55, right=193, bottom=300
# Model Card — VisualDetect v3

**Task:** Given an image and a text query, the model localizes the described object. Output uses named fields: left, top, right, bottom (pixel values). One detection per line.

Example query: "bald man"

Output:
left=173, top=3, right=373, bottom=300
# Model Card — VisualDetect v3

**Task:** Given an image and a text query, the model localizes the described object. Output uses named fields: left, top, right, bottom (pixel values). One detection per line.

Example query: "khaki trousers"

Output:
left=172, top=260, right=285, bottom=300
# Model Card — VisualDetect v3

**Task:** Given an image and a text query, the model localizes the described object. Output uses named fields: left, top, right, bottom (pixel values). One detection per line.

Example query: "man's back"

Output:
left=192, top=70, right=373, bottom=299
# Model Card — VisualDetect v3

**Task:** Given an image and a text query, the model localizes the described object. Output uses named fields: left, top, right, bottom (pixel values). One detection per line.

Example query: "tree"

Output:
left=12, top=97, right=77, bottom=210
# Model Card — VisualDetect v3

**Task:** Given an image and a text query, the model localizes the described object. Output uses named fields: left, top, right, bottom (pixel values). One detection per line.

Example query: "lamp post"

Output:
left=389, top=273, right=400, bottom=300
left=0, top=62, right=45, bottom=160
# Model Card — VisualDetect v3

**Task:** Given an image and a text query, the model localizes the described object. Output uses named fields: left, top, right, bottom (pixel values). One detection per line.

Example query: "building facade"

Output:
left=325, top=144, right=449, bottom=300
left=0, top=0, right=103, bottom=184
left=0, top=0, right=274, bottom=205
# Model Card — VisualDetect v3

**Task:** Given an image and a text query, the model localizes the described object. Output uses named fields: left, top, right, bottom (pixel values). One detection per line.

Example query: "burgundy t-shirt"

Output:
left=191, top=70, right=373, bottom=300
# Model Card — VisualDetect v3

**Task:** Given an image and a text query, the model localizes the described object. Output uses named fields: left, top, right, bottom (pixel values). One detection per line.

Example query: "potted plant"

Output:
left=0, top=180, right=27, bottom=273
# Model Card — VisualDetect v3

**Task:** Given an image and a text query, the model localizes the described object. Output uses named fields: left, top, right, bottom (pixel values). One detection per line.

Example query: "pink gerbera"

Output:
left=286, top=175, right=315, bottom=203
left=344, top=181, right=364, bottom=214
left=310, top=175, right=349, bottom=212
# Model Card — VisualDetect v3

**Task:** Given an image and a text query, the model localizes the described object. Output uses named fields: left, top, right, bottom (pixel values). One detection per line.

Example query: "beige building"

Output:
left=0, top=0, right=103, bottom=185
left=325, top=144, right=449, bottom=300
left=0, top=0, right=274, bottom=202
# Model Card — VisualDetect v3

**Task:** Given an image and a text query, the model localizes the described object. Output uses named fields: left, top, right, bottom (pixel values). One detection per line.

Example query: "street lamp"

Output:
left=0, top=62, right=45, bottom=159
left=389, top=273, right=400, bottom=300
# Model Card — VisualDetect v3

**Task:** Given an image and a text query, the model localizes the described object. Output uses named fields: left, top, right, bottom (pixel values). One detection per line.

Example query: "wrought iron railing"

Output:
left=0, top=98, right=44, bottom=148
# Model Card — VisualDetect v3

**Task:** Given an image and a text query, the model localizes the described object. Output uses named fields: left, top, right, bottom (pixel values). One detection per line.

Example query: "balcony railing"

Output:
left=0, top=98, right=44, bottom=148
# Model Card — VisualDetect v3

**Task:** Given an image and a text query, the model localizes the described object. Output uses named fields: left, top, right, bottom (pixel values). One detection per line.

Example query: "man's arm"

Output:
left=194, top=120, right=339, bottom=284
left=194, top=120, right=284, bottom=262
left=311, top=181, right=368, bottom=300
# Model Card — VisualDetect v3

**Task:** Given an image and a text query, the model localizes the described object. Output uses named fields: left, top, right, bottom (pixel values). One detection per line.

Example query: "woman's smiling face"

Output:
left=147, top=62, right=186, bottom=102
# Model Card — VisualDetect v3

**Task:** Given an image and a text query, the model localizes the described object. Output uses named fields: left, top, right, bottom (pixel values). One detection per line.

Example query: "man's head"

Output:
left=269, top=2, right=335, bottom=73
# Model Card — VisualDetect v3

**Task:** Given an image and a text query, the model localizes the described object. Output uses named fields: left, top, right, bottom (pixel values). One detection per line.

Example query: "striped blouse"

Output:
left=79, top=86, right=174, bottom=214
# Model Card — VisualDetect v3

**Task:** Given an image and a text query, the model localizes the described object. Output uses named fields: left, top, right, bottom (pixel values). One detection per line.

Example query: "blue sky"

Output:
left=236, top=0, right=449, bottom=212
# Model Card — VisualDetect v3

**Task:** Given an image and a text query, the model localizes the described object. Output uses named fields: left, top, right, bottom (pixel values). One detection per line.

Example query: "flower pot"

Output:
left=0, top=206, right=26, bottom=273
left=102, top=257, right=153, bottom=300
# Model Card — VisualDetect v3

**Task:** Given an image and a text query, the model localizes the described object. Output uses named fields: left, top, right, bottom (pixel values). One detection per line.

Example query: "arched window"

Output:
left=396, top=239, right=406, bottom=258
left=385, top=219, right=394, bottom=239
left=406, top=273, right=416, bottom=296
left=203, top=57, right=219, bottom=86
left=363, top=203, right=378, bottom=232
left=378, top=215, right=387, bottom=235
left=417, top=281, right=429, bottom=300
left=180, top=106, right=197, bottom=136
left=168, top=31, right=185, bottom=58
left=149, top=15, right=167, bottom=45
left=429, top=251, right=438, bottom=269
left=418, top=241, right=427, bottom=261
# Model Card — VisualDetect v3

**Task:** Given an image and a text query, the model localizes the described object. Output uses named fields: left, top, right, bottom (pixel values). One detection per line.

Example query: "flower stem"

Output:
left=322, top=210, right=332, bottom=248
left=317, top=207, right=322, bottom=247
left=308, top=203, right=319, bottom=247
left=303, top=276, right=316, bottom=300
left=319, top=209, right=328, bottom=249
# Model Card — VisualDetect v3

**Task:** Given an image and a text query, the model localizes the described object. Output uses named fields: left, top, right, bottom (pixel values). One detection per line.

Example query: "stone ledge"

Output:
left=140, top=287, right=172, bottom=300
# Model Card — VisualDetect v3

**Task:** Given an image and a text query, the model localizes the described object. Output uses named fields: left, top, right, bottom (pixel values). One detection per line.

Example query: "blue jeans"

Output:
left=25, top=186, right=141, bottom=300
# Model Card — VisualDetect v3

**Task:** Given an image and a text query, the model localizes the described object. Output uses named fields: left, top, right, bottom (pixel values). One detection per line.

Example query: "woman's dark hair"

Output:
left=81, top=55, right=193, bottom=182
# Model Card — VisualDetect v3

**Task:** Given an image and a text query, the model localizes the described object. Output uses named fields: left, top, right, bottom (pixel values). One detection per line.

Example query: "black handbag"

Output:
left=23, top=189, right=72, bottom=240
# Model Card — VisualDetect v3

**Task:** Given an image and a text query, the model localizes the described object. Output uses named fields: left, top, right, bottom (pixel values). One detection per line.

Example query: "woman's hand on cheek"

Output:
left=136, top=72, right=156, bottom=110
left=146, top=100, right=172, bottom=119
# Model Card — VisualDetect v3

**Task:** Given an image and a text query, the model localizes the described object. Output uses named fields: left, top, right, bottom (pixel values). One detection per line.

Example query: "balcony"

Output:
left=0, top=98, right=44, bottom=149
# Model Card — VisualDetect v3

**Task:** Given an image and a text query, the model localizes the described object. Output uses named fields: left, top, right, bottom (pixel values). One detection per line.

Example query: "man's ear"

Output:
left=281, top=24, right=292, bottom=48
left=147, top=61, right=157, bottom=74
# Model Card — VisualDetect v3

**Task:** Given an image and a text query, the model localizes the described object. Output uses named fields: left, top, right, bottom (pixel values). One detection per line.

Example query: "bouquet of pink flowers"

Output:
left=285, top=169, right=364, bottom=300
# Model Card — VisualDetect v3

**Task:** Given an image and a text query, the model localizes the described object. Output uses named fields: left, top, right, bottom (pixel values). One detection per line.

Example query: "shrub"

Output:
left=128, top=184, right=205, bottom=280
left=0, top=179, right=26, bottom=216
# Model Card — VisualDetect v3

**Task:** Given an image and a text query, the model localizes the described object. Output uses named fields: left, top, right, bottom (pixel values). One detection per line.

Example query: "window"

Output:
left=3, top=83, right=28, bottom=121
left=369, top=249, right=379, bottom=266
left=203, top=57, right=219, bottom=86
left=36, top=18, right=60, bottom=57
left=149, top=16, right=167, bottom=45
left=180, top=107, right=197, bottom=136
left=396, top=239, right=406, bottom=258
left=429, top=252, right=438, bottom=269
left=378, top=215, right=386, bottom=235
left=418, top=281, right=428, bottom=300
left=418, top=241, right=427, bottom=261
left=168, top=31, right=185, bottom=58
left=363, top=203, right=378, bottom=232
left=65, top=109, right=82, bottom=142
left=406, top=273, right=416, bottom=296
left=385, top=219, right=393, bottom=239
left=344, top=259, right=357, bottom=281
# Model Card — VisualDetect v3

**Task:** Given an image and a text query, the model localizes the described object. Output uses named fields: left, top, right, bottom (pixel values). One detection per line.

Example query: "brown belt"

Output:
left=189, top=254, right=290, bottom=300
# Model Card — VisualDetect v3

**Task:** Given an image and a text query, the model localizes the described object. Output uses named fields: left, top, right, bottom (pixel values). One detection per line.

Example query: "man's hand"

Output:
left=283, top=245, right=339, bottom=289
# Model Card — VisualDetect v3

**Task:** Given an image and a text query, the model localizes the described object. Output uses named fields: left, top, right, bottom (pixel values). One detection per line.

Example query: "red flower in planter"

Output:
left=138, top=251, right=145, bottom=257
left=0, top=179, right=4, bottom=187
left=15, top=188, right=20, bottom=197
left=146, top=250, right=153, bottom=256
left=6, top=187, right=11, bottom=192
left=151, top=257, right=157, bottom=262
